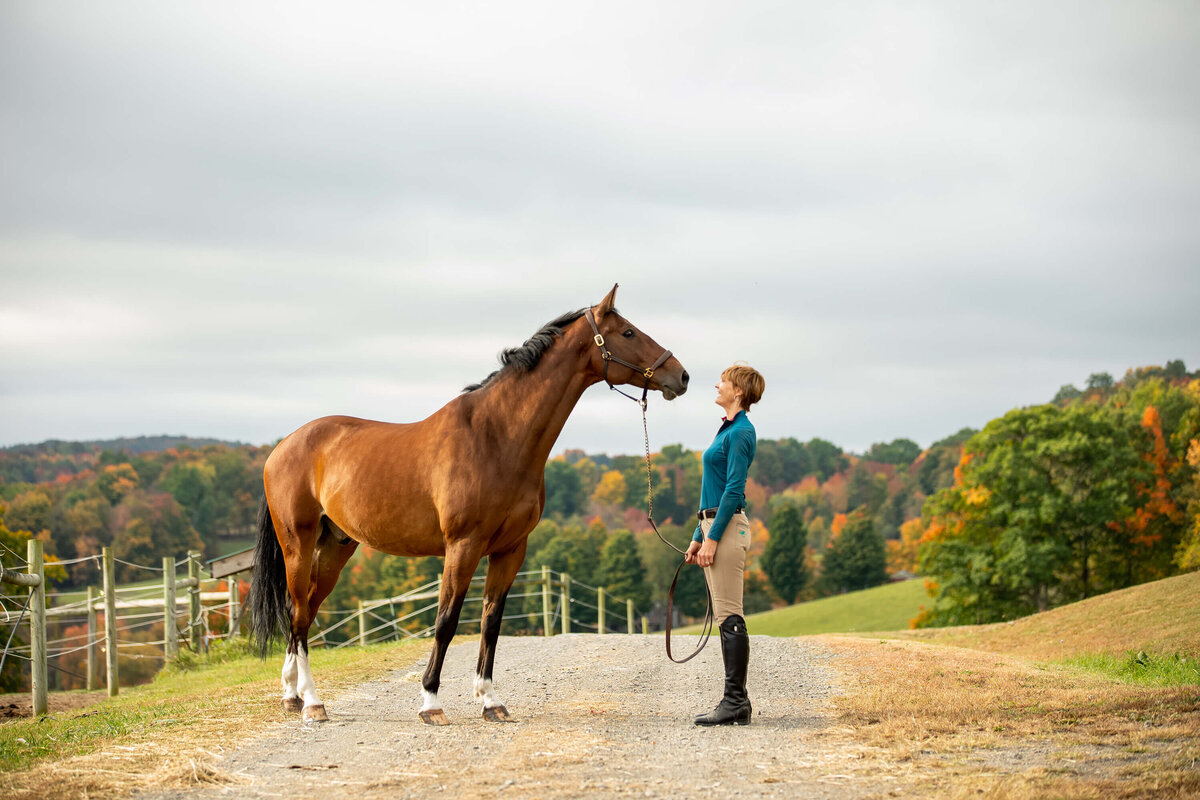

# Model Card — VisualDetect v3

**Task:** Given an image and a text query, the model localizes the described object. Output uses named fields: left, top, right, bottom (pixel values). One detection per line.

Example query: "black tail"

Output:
left=249, top=497, right=291, bottom=658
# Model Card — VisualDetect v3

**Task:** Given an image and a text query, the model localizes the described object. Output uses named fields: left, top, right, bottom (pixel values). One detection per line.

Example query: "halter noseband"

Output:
left=584, top=308, right=673, bottom=407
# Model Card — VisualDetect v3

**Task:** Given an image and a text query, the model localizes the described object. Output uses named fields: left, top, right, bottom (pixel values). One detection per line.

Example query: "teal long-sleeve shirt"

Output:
left=693, top=410, right=757, bottom=542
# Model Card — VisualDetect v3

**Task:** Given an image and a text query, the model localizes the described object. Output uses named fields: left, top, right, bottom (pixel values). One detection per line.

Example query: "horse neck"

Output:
left=470, top=331, right=600, bottom=465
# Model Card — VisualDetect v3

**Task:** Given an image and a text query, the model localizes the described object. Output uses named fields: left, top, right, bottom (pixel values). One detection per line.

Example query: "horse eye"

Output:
left=623, top=329, right=635, bottom=338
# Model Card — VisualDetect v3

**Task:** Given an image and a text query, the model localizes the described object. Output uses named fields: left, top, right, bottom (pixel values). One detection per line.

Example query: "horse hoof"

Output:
left=419, top=709, right=451, bottom=726
left=302, top=704, right=329, bottom=723
left=483, top=705, right=513, bottom=723
left=282, top=697, right=304, bottom=714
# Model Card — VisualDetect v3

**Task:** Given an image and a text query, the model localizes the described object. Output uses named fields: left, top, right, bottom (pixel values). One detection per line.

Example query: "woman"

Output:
left=685, top=363, right=765, bottom=726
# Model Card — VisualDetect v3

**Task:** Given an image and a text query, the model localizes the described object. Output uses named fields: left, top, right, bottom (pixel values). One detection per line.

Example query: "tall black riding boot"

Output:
left=694, top=614, right=751, bottom=726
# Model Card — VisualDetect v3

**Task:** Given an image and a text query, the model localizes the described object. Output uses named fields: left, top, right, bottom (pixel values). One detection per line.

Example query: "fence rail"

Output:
left=1, top=545, right=650, bottom=716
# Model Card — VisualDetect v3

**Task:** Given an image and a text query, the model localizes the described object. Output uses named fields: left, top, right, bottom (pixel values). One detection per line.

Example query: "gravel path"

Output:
left=141, top=634, right=886, bottom=799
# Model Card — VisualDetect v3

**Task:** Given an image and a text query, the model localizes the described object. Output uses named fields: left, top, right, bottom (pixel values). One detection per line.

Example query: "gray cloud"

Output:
left=2, top=1, right=1198, bottom=454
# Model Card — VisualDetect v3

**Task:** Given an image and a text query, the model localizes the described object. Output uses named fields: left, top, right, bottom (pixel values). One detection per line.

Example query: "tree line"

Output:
left=911, top=366, right=1200, bottom=625
left=1, top=361, right=1196, bottom=632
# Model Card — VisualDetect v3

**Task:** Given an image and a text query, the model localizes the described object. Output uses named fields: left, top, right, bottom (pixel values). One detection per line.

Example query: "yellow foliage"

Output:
left=887, top=517, right=924, bottom=574
left=964, top=485, right=992, bottom=506
left=591, top=469, right=627, bottom=507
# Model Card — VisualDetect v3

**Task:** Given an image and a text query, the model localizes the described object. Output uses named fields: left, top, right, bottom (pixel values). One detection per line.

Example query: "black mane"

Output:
left=463, top=308, right=588, bottom=392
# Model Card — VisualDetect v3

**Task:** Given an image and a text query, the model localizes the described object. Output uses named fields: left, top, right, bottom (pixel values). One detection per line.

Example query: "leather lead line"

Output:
left=586, top=305, right=714, bottom=661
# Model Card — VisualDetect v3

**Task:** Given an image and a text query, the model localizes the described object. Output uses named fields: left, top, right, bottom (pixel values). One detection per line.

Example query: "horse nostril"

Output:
left=681, top=370, right=690, bottom=386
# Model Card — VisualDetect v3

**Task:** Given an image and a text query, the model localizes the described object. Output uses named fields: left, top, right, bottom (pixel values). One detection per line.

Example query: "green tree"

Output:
left=543, top=460, right=584, bottom=518
left=761, top=505, right=809, bottom=603
left=1053, top=384, right=1082, bottom=404
left=917, top=404, right=1147, bottom=626
left=598, top=530, right=650, bottom=617
left=806, top=438, right=847, bottom=482
left=161, top=462, right=217, bottom=540
left=865, top=438, right=922, bottom=466
left=818, top=509, right=887, bottom=595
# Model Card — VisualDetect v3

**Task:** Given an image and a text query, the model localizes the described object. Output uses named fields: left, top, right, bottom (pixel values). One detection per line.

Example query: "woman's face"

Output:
left=715, top=376, right=743, bottom=411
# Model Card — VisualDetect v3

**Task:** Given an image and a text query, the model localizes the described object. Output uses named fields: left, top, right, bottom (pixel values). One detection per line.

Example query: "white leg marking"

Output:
left=474, top=675, right=503, bottom=710
left=281, top=651, right=299, bottom=701
left=421, top=689, right=441, bottom=712
left=295, top=649, right=323, bottom=708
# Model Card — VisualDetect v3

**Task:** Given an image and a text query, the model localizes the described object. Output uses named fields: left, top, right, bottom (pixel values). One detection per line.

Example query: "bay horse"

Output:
left=249, top=284, right=688, bottom=725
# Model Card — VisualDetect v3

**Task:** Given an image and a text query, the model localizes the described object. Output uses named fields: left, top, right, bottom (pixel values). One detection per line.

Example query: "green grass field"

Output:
left=737, top=579, right=928, bottom=636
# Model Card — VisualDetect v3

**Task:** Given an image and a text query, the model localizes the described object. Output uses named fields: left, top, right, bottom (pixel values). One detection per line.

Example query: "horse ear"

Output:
left=595, top=283, right=619, bottom=318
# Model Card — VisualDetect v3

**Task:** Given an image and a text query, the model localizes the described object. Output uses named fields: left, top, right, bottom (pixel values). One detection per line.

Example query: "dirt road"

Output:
left=139, top=634, right=890, bottom=799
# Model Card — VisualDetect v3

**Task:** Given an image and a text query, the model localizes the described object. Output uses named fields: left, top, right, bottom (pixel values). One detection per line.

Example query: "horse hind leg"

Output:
left=475, top=542, right=526, bottom=723
left=275, top=518, right=331, bottom=723
left=287, top=522, right=359, bottom=723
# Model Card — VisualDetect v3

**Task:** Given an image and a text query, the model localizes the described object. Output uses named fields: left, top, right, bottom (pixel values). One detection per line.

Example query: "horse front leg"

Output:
left=419, top=539, right=482, bottom=726
left=475, top=542, right=526, bottom=722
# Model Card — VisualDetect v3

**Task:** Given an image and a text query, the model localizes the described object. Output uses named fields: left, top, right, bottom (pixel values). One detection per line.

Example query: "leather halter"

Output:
left=584, top=308, right=674, bottom=407
left=585, top=307, right=715, bottom=662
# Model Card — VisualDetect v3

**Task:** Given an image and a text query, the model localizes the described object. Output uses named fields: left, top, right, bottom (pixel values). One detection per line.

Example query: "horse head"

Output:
left=588, top=284, right=689, bottom=400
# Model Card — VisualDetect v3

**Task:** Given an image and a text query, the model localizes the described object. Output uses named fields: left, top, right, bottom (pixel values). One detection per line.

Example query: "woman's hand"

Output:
left=684, top=540, right=701, bottom=564
left=696, top=537, right=717, bottom=568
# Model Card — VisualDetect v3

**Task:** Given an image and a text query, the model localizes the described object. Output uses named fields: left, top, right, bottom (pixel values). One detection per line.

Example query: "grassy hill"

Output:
left=883, top=570, right=1200, bottom=661
left=732, top=578, right=929, bottom=636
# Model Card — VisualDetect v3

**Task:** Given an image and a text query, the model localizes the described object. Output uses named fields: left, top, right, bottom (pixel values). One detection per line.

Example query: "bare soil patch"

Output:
left=0, top=690, right=106, bottom=720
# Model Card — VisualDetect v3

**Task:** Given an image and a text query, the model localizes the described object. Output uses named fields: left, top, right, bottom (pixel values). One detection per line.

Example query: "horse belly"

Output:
left=337, top=502, right=445, bottom=557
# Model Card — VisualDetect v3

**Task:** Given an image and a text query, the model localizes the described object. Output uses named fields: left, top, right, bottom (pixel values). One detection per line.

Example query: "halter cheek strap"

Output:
left=584, top=309, right=674, bottom=407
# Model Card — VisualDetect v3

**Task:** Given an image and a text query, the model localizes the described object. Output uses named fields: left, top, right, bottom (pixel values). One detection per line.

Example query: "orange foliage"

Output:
left=952, top=451, right=974, bottom=486
left=792, top=475, right=820, bottom=493
left=745, top=517, right=769, bottom=573
left=918, top=520, right=946, bottom=545
left=744, top=478, right=768, bottom=515
left=830, top=512, right=848, bottom=541
left=821, top=472, right=849, bottom=514
left=1121, top=405, right=1182, bottom=547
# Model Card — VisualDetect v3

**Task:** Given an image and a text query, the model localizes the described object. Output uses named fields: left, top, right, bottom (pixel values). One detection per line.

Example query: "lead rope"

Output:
left=640, top=399, right=715, bottom=663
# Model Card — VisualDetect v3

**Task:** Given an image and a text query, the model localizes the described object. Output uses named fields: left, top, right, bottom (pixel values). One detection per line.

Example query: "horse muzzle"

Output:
left=658, top=368, right=689, bottom=401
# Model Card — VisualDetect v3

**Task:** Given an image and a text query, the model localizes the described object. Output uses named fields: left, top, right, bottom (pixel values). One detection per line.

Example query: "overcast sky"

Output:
left=1, top=1, right=1197, bottom=458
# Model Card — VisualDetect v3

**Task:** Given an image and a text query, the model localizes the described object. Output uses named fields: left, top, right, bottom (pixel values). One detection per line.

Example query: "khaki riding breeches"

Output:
left=700, top=511, right=752, bottom=625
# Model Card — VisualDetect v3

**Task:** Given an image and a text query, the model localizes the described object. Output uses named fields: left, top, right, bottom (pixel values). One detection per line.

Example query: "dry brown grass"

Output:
left=820, top=635, right=1200, bottom=799
left=0, top=640, right=429, bottom=800
left=890, top=571, right=1200, bottom=661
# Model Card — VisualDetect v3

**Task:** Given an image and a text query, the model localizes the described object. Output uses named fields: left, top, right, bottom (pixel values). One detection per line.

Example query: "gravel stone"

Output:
left=139, top=634, right=888, bottom=799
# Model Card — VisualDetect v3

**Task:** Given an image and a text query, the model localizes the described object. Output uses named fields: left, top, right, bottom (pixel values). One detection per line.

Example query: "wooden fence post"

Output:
left=597, top=586, right=606, bottom=634
left=560, top=573, right=571, bottom=635
left=541, top=565, right=552, bottom=636
left=641, top=616, right=649, bottom=635
left=227, top=577, right=240, bottom=640
left=626, top=599, right=634, bottom=634
left=26, top=540, right=47, bottom=716
left=358, top=600, right=366, bottom=646
left=102, top=546, right=118, bottom=697
left=163, top=556, right=177, bottom=660
left=188, top=551, right=202, bottom=653
left=86, top=585, right=98, bottom=690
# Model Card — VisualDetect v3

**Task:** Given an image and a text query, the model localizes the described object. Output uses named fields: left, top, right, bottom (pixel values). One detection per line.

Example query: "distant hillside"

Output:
left=1, top=435, right=248, bottom=456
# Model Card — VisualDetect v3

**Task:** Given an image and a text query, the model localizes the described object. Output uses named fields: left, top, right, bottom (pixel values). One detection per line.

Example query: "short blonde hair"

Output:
left=722, top=363, right=765, bottom=410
